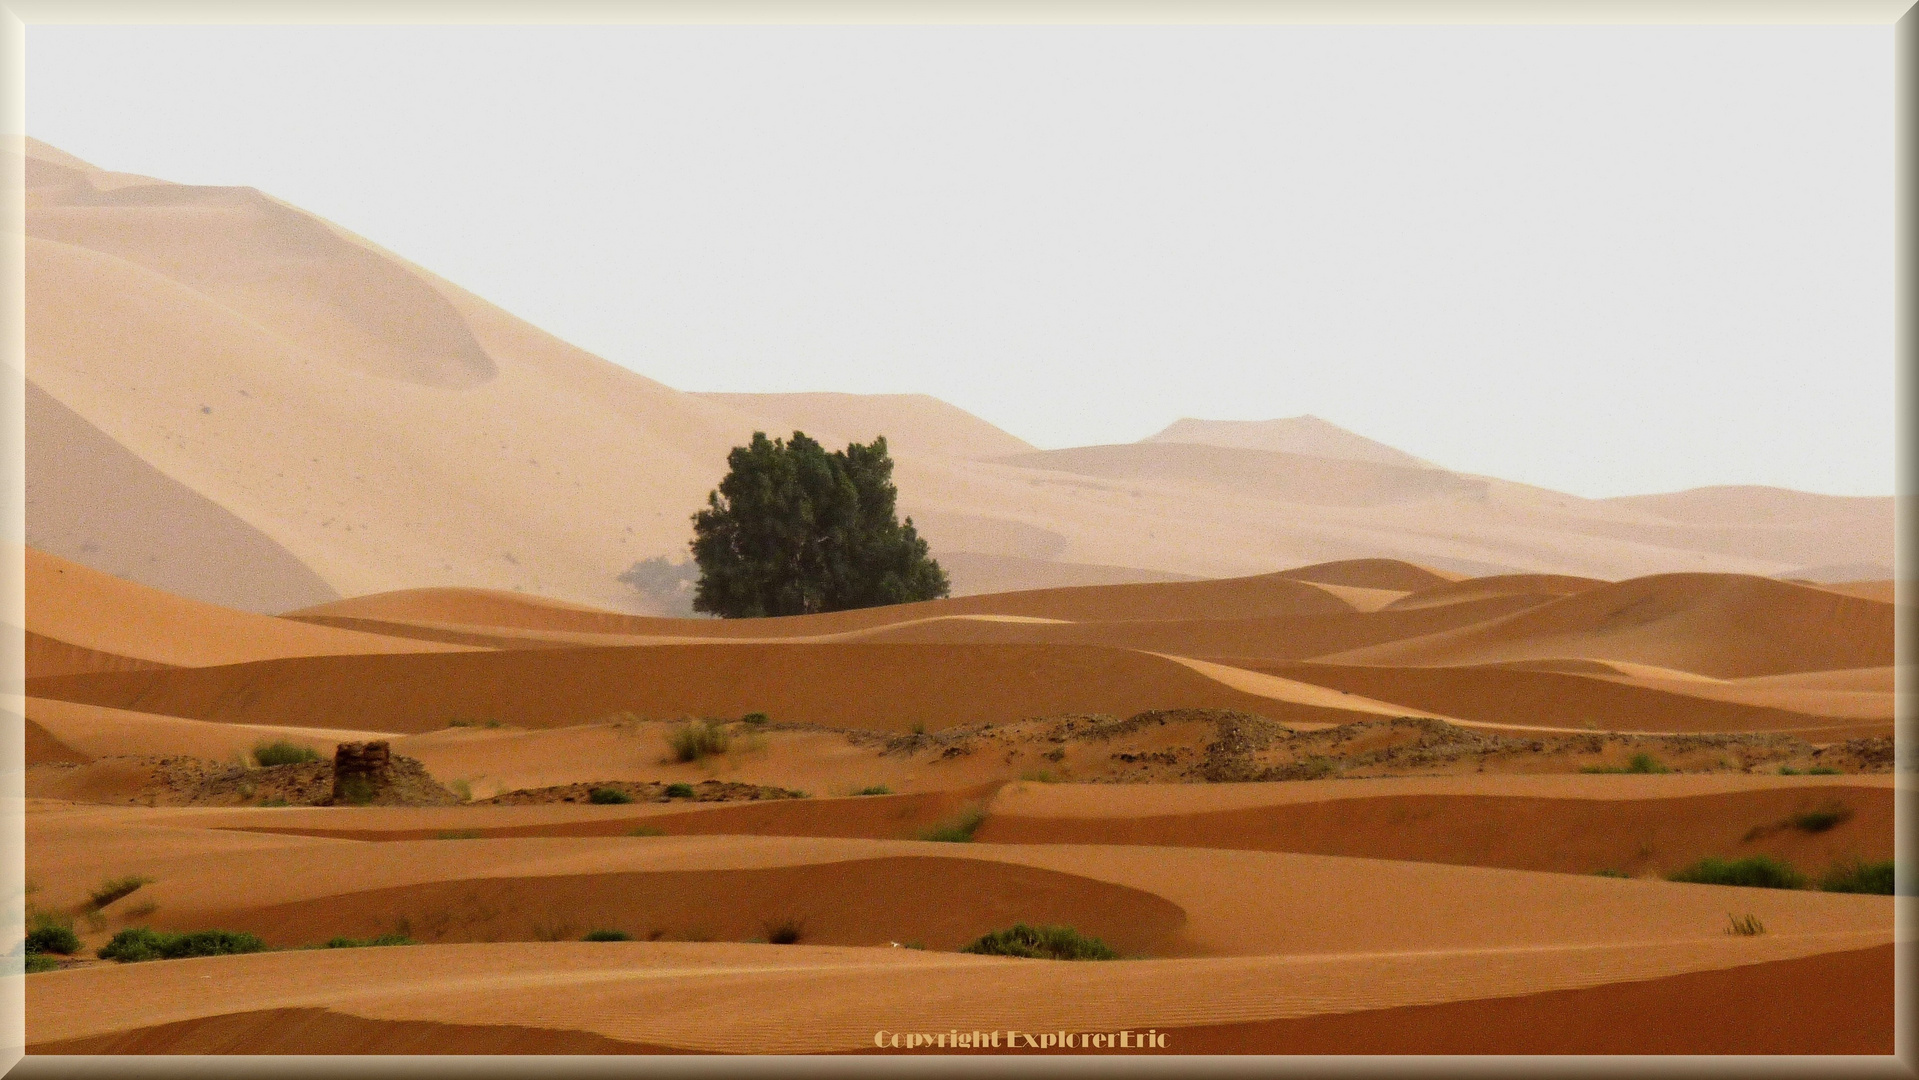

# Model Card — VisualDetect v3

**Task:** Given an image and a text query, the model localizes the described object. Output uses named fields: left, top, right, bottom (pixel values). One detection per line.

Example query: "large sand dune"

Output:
left=22, top=136, right=1892, bottom=612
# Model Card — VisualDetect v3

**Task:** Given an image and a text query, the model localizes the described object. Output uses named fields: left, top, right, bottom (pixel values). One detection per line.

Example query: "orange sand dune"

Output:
left=1323, top=573, right=1892, bottom=678
left=23, top=642, right=1373, bottom=733
left=839, top=593, right=1545, bottom=659
left=25, top=720, right=90, bottom=766
left=187, top=857, right=1187, bottom=956
left=694, top=391, right=1037, bottom=462
left=1384, top=572, right=1607, bottom=610
left=1272, top=558, right=1461, bottom=592
left=1220, top=659, right=1881, bottom=733
left=290, top=569, right=1358, bottom=637
left=975, top=785, right=1894, bottom=877
left=31, top=945, right=1891, bottom=1056
left=24, top=697, right=401, bottom=764
left=26, top=548, right=478, bottom=668
left=23, top=629, right=174, bottom=679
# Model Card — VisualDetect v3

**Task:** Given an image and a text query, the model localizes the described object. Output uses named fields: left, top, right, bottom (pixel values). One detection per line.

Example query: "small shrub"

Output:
left=667, top=720, right=730, bottom=762
left=435, top=830, right=482, bottom=840
left=628, top=825, right=666, bottom=837
left=1725, top=913, right=1766, bottom=936
left=99, top=927, right=266, bottom=963
left=88, top=875, right=152, bottom=910
left=1778, top=766, right=1800, bottom=776
left=1019, top=769, right=1057, bottom=784
left=1820, top=859, right=1895, bottom=895
left=854, top=785, right=893, bottom=796
left=910, top=722, right=927, bottom=735
left=665, top=783, right=696, bottom=799
left=583, top=929, right=632, bottom=942
left=449, top=779, right=473, bottom=802
left=26, top=915, right=81, bottom=957
left=741, top=712, right=770, bottom=726
left=324, top=934, right=414, bottom=948
left=25, top=953, right=63, bottom=973
left=1807, top=766, right=1841, bottom=775
left=253, top=741, right=321, bottom=767
left=1592, top=869, right=1630, bottom=879
left=763, top=917, right=804, bottom=945
left=588, top=787, right=633, bottom=804
left=961, top=924, right=1117, bottom=961
left=1789, top=804, right=1853, bottom=833
left=1626, top=753, right=1670, bottom=774
left=1669, top=856, right=1805, bottom=890
left=918, top=806, right=986, bottom=843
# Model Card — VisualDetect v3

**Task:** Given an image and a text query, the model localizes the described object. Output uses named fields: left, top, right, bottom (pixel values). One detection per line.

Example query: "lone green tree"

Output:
left=690, top=431, right=949, bottom=617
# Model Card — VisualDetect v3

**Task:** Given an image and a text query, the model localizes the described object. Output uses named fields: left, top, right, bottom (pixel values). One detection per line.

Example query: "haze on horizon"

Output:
left=25, top=23, right=1894, bottom=499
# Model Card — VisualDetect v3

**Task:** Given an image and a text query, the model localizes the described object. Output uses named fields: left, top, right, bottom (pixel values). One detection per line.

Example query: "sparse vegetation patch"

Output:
left=1819, top=859, right=1895, bottom=895
left=1789, top=804, right=1853, bottom=833
left=99, top=927, right=266, bottom=963
left=583, top=929, right=632, bottom=942
left=588, top=787, right=633, bottom=804
left=667, top=720, right=731, bottom=762
left=323, top=934, right=415, bottom=948
left=1668, top=856, right=1805, bottom=890
left=88, top=875, right=153, bottom=910
left=253, top=741, right=320, bottom=767
left=918, top=806, right=986, bottom=843
left=961, top=924, right=1118, bottom=961
left=1725, top=913, right=1766, bottom=936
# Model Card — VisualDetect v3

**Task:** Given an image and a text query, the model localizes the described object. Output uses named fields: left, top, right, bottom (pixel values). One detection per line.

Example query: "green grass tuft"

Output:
left=917, top=806, right=986, bottom=843
left=25, top=953, right=64, bottom=973
left=26, top=911, right=82, bottom=956
left=1789, top=804, right=1853, bottom=833
left=323, top=934, right=415, bottom=948
left=1807, top=766, right=1841, bottom=775
left=741, top=712, right=770, bottom=726
left=588, top=787, right=633, bottom=804
left=854, top=785, right=893, bottom=796
left=1725, top=913, right=1766, bottom=936
left=961, top=924, right=1118, bottom=961
left=99, top=927, right=267, bottom=963
left=1668, top=856, right=1805, bottom=890
left=253, top=741, right=321, bottom=767
left=88, top=875, right=152, bottom=910
left=666, top=720, right=730, bottom=762
left=664, top=782, right=696, bottom=799
left=1819, top=859, right=1895, bottom=895
left=448, top=779, right=473, bottom=802
left=583, top=929, right=632, bottom=942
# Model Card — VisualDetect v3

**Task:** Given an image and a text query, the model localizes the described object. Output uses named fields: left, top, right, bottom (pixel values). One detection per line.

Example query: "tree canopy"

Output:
left=689, top=431, right=949, bottom=618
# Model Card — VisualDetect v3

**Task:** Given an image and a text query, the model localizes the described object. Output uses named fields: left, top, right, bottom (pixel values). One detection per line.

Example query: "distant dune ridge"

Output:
left=19, top=136, right=1892, bottom=618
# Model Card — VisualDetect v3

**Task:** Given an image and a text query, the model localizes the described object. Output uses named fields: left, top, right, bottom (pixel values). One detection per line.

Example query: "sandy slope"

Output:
left=693, top=392, right=1036, bottom=461
left=23, top=548, right=477, bottom=672
left=22, top=138, right=1892, bottom=614
left=1323, top=573, right=1892, bottom=678
left=23, top=642, right=1397, bottom=733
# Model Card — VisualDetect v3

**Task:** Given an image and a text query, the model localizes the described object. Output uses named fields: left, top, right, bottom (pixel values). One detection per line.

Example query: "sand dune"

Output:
left=1383, top=572, right=1606, bottom=610
left=1143, top=415, right=1434, bottom=468
left=994, top=442, right=1490, bottom=508
left=23, top=641, right=1386, bottom=733
left=1271, top=558, right=1461, bottom=592
left=693, top=392, right=1036, bottom=461
left=25, top=697, right=400, bottom=764
left=1323, top=573, right=1893, bottom=678
left=24, top=548, right=476, bottom=670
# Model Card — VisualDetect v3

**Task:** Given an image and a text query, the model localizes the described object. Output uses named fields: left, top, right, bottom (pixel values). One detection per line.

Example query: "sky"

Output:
left=26, top=23, right=1894, bottom=498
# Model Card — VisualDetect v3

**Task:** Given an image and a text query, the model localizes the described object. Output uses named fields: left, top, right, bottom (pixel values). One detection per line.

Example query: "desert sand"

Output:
left=17, top=136, right=1898, bottom=1058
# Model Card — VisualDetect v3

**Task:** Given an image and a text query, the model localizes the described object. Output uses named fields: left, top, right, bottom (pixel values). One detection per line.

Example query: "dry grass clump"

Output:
left=1819, top=859, right=1895, bottom=895
left=917, top=806, right=986, bottom=843
left=961, top=924, right=1117, bottom=960
left=667, top=720, right=731, bottom=762
left=1725, top=913, right=1766, bottom=936
left=88, top=875, right=153, bottom=910
left=253, top=741, right=321, bottom=767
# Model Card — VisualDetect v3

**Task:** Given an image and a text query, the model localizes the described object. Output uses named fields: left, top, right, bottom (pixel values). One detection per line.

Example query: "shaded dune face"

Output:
left=180, top=857, right=1190, bottom=957
left=974, top=786, right=1896, bottom=877
left=28, top=159, right=496, bottom=389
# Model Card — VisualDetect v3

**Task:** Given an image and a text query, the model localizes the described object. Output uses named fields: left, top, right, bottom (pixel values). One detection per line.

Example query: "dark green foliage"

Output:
left=918, top=806, right=986, bottom=843
left=583, top=929, right=633, bottom=942
left=1789, top=804, right=1853, bottom=833
left=1807, top=766, right=1842, bottom=775
left=1581, top=753, right=1671, bottom=775
left=961, top=924, right=1118, bottom=961
left=854, top=785, right=893, bottom=796
left=253, top=741, right=321, bottom=767
left=1819, top=859, right=1895, bottom=895
left=741, top=712, right=770, bottom=726
left=26, top=914, right=81, bottom=956
left=667, top=721, right=730, bottom=762
left=690, top=432, right=949, bottom=617
left=99, top=927, right=266, bottom=963
left=665, top=782, right=696, bottom=799
left=1668, top=856, right=1806, bottom=890
left=588, top=787, right=633, bottom=805
left=763, top=917, right=804, bottom=945
left=88, top=875, right=151, bottom=909
left=324, top=934, right=415, bottom=948
left=25, top=953, right=62, bottom=973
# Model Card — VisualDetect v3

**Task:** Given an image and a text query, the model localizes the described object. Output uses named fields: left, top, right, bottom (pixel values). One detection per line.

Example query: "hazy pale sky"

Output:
left=27, top=24, right=1894, bottom=498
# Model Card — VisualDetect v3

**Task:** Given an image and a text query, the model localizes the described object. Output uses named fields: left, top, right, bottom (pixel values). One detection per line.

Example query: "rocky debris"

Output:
left=30, top=749, right=463, bottom=807
left=477, top=779, right=804, bottom=805
left=332, top=741, right=392, bottom=804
